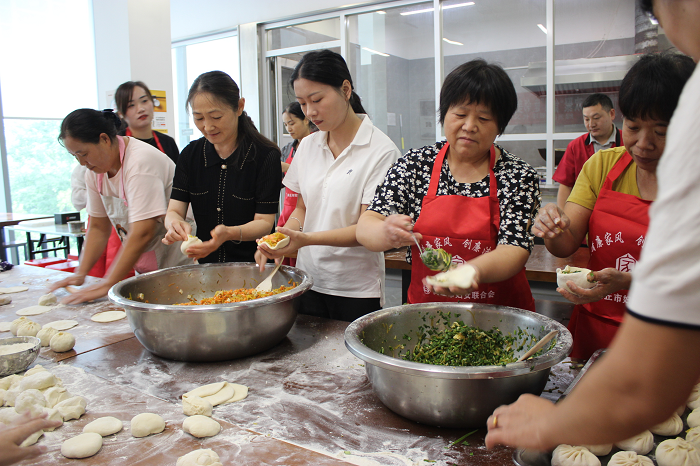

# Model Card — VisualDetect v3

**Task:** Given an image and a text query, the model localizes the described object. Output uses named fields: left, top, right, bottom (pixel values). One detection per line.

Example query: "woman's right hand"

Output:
left=383, top=214, right=422, bottom=250
left=48, top=273, right=86, bottom=294
left=532, top=203, right=571, bottom=239
left=255, top=226, right=307, bottom=273
left=162, top=220, right=191, bottom=245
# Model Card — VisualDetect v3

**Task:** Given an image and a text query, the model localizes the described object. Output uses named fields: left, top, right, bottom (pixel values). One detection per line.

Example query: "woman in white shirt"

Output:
left=256, top=50, right=400, bottom=321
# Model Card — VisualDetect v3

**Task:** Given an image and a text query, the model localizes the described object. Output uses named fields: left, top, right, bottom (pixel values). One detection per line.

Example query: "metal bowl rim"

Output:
left=108, top=262, right=313, bottom=313
left=0, top=336, right=41, bottom=376
left=344, top=302, right=572, bottom=379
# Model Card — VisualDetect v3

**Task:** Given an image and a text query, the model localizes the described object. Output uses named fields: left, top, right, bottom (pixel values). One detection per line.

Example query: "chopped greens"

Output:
left=420, top=246, right=453, bottom=272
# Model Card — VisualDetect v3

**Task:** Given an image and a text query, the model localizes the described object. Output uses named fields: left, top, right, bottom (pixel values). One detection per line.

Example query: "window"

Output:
left=267, top=18, right=341, bottom=51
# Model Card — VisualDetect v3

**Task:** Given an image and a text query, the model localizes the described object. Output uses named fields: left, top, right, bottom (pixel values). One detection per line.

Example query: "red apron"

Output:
left=568, top=152, right=651, bottom=359
left=125, top=127, right=165, bottom=153
left=278, top=145, right=298, bottom=228
left=407, top=143, right=535, bottom=311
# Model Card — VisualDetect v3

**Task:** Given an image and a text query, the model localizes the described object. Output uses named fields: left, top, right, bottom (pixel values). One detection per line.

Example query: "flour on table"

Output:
left=90, top=310, right=126, bottom=322
left=43, top=320, right=79, bottom=331
left=16, top=305, right=55, bottom=316
left=0, top=286, right=29, bottom=295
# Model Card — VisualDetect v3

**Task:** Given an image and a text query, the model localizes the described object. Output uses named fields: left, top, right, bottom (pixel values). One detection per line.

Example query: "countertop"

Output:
left=0, top=265, right=581, bottom=466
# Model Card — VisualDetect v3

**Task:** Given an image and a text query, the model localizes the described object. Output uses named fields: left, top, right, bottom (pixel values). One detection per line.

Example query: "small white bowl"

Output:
left=556, top=266, right=595, bottom=293
left=257, top=233, right=290, bottom=250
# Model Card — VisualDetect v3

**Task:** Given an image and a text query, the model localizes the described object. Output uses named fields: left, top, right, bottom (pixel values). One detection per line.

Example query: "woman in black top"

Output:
left=163, top=71, right=282, bottom=263
left=115, top=81, right=180, bottom=163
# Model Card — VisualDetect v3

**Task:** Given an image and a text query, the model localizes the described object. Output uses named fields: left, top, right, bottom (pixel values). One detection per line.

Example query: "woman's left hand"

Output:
left=558, top=268, right=630, bottom=305
left=60, top=282, right=111, bottom=305
left=423, top=264, right=481, bottom=297
left=255, top=227, right=307, bottom=272
left=184, top=225, right=228, bottom=260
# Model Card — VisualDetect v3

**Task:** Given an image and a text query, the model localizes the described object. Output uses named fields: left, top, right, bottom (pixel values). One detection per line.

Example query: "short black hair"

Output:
left=638, top=0, right=654, bottom=16
left=619, top=52, right=695, bottom=123
left=439, top=59, right=517, bottom=135
left=582, top=93, right=614, bottom=112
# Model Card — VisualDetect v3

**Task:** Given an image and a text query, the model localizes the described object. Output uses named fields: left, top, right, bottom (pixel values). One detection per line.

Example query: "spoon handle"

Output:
left=516, top=330, right=558, bottom=362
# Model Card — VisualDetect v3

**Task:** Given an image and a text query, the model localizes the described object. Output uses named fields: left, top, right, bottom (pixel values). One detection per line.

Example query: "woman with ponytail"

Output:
left=51, top=109, right=191, bottom=304
left=255, top=50, right=401, bottom=321
left=163, top=71, right=282, bottom=263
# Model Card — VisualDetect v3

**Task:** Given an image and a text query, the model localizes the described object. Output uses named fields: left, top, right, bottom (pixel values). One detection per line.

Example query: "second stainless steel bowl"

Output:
left=109, top=262, right=312, bottom=362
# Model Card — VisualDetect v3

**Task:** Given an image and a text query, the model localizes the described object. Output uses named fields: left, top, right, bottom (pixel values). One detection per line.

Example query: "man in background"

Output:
left=553, top=94, right=623, bottom=208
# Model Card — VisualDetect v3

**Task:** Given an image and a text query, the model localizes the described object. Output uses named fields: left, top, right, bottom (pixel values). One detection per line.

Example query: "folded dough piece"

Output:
left=556, top=265, right=595, bottom=293
left=425, top=264, right=476, bottom=289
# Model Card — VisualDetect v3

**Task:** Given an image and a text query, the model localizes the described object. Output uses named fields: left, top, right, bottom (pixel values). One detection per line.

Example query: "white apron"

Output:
left=97, top=136, right=189, bottom=273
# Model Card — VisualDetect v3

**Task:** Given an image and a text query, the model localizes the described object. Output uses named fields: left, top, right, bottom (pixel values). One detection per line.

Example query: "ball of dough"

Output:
left=182, top=415, right=221, bottom=438
left=3, top=385, right=22, bottom=407
left=130, top=413, right=165, bottom=437
left=36, top=327, right=59, bottom=347
left=20, top=430, right=43, bottom=447
left=20, top=371, right=57, bottom=391
left=551, top=444, right=600, bottom=466
left=176, top=449, right=223, bottom=466
left=10, top=317, right=29, bottom=336
left=61, top=432, right=103, bottom=459
left=0, top=374, right=21, bottom=391
left=182, top=394, right=212, bottom=417
left=83, top=416, right=123, bottom=436
left=615, top=430, right=654, bottom=455
left=42, top=407, right=63, bottom=431
left=38, top=293, right=57, bottom=306
left=650, top=413, right=684, bottom=436
left=0, top=389, right=5, bottom=406
left=655, top=437, right=700, bottom=466
left=50, top=331, right=75, bottom=353
left=181, top=235, right=202, bottom=255
left=55, top=395, right=87, bottom=421
left=16, top=320, right=41, bottom=337
left=608, top=451, right=653, bottom=466
left=14, top=389, right=46, bottom=415
left=580, top=444, right=613, bottom=457
left=43, top=386, right=70, bottom=408
left=24, top=365, right=48, bottom=377
left=0, top=407, right=21, bottom=424
left=688, top=407, right=700, bottom=428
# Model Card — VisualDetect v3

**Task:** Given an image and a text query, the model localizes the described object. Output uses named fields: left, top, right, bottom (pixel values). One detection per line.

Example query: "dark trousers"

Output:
left=299, top=290, right=381, bottom=322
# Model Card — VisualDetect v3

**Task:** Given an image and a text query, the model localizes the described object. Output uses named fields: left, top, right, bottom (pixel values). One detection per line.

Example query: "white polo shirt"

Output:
left=284, top=115, right=400, bottom=299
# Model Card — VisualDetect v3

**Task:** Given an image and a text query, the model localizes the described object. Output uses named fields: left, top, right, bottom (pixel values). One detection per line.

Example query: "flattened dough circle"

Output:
left=0, top=286, right=29, bottom=295
left=91, top=311, right=126, bottom=323
left=16, top=305, right=54, bottom=316
left=43, top=320, right=79, bottom=331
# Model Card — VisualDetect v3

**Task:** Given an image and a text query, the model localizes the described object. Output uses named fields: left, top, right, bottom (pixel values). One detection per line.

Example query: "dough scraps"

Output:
left=90, top=310, right=126, bottom=323
left=224, top=383, right=249, bottom=403
left=184, top=382, right=226, bottom=399
left=16, top=305, right=54, bottom=316
left=43, top=320, right=79, bottom=331
left=0, top=286, right=29, bottom=295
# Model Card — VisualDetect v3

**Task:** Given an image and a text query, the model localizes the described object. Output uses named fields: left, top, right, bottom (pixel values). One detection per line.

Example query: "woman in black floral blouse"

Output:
left=357, top=59, right=540, bottom=310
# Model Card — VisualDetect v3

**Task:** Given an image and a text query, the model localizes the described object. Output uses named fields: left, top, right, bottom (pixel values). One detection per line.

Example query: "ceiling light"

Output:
left=376, top=10, right=386, bottom=14
left=443, top=38, right=464, bottom=46
left=537, top=23, right=547, bottom=34
left=362, top=47, right=389, bottom=57
left=401, top=2, right=474, bottom=16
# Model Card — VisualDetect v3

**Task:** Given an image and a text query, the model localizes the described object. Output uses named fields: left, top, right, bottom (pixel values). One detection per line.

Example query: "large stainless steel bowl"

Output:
left=345, top=303, right=572, bottom=428
left=0, top=336, right=41, bottom=377
left=108, top=262, right=312, bottom=362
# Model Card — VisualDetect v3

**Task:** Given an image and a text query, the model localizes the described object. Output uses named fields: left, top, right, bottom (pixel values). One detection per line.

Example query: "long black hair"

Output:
left=58, top=109, right=122, bottom=145
left=618, top=53, right=695, bottom=123
left=289, top=50, right=366, bottom=115
left=187, top=71, right=278, bottom=152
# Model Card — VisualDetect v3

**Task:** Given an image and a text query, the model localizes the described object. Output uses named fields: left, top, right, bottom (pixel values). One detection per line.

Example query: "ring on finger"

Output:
left=493, top=415, right=498, bottom=428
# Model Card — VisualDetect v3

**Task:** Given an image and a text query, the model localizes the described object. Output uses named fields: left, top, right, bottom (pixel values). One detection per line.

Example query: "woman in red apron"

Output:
left=278, top=102, right=315, bottom=266
left=532, top=53, right=695, bottom=360
left=357, top=59, right=539, bottom=311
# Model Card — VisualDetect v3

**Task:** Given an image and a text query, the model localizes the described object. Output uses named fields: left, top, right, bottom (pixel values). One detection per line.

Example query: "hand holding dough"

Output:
left=181, top=235, right=203, bottom=255
left=556, top=266, right=596, bottom=294
left=425, top=264, right=477, bottom=289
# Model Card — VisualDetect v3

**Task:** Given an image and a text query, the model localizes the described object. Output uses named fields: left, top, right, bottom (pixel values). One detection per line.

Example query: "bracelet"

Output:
left=288, top=216, right=303, bottom=232
left=231, top=225, right=243, bottom=244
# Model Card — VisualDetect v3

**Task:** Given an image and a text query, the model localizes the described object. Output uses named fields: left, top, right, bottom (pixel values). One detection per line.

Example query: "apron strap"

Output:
left=602, top=151, right=633, bottom=190
left=96, top=135, right=128, bottom=207
left=126, top=127, right=165, bottom=154
left=426, top=143, right=497, bottom=200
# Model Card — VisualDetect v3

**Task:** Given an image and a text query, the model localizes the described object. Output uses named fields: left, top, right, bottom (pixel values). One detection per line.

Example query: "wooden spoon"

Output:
left=256, top=257, right=284, bottom=292
left=516, top=330, right=558, bottom=362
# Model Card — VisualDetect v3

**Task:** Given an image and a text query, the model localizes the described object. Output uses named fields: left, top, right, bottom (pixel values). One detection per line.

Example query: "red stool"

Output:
left=45, top=260, right=79, bottom=273
left=24, top=257, right=68, bottom=268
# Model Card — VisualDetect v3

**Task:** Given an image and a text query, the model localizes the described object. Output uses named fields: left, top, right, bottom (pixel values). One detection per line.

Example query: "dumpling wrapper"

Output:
left=425, top=264, right=476, bottom=289
left=43, top=320, right=79, bottom=331
left=256, top=233, right=290, bottom=250
left=91, top=311, right=126, bottom=323
left=16, top=305, right=54, bottom=316
left=184, top=382, right=227, bottom=399
left=0, top=286, right=29, bottom=295
left=556, top=265, right=595, bottom=293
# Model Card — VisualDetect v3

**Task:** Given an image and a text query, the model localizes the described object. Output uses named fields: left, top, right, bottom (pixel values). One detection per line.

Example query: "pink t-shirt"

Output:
left=86, top=138, right=175, bottom=223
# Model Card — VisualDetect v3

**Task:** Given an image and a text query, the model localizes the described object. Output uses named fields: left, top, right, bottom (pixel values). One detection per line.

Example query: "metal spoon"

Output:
left=516, top=330, right=558, bottom=362
left=387, top=205, right=450, bottom=271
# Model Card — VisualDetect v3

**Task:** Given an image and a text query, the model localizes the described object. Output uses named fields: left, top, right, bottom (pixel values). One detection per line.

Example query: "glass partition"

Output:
left=267, top=18, right=341, bottom=51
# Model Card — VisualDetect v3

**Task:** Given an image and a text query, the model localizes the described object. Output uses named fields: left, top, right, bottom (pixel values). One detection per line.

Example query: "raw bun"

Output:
left=16, top=320, right=41, bottom=337
left=615, top=430, right=654, bottom=455
left=184, top=382, right=226, bottom=399
left=42, top=320, right=79, bottom=331
left=688, top=383, right=700, bottom=410
left=182, top=415, right=221, bottom=438
left=650, top=413, right=684, bottom=436
left=44, top=386, right=71, bottom=408
left=551, top=444, right=600, bottom=466
left=130, top=412, right=165, bottom=437
left=580, top=444, right=613, bottom=456
left=20, top=371, right=57, bottom=391
left=55, top=395, right=87, bottom=421
left=14, top=389, right=46, bottom=415
left=425, top=264, right=477, bottom=289
left=688, top=407, right=700, bottom=428
left=655, top=437, right=700, bottom=466
left=10, top=317, right=29, bottom=336
left=91, top=310, right=127, bottom=322
left=177, top=449, right=223, bottom=466
left=61, top=432, right=103, bottom=459
left=0, top=297, right=12, bottom=306
left=685, top=426, right=700, bottom=448
left=38, top=293, right=58, bottom=306
left=36, top=326, right=59, bottom=346
left=608, top=451, right=654, bottom=466
left=16, top=305, right=54, bottom=316
left=182, top=394, right=213, bottom=417
left=83, top=416, right=123, bottom=436
left=50, top=331, right=75, bottom=352
left=556, top=266, right=595, bottom=293
left=181, top=235, right=203, bottom=255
